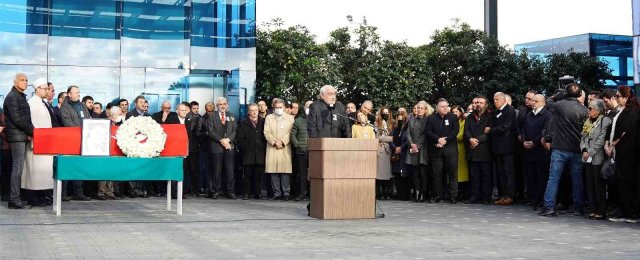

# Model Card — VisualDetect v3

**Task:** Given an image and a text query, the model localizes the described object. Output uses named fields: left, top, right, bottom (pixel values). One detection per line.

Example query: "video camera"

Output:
left=551, top=75, right=577, bottom=102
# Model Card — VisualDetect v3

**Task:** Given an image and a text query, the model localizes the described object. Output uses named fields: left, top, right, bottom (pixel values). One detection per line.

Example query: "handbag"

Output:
left=390, top=153, right=400, bottom=163
left=601, top=157, right=616, bottom=181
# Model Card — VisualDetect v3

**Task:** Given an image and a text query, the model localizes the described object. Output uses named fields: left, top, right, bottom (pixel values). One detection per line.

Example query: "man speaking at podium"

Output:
left=307, top=85, right=352, bottom=138
left=305, top=85, right=351, bottom=216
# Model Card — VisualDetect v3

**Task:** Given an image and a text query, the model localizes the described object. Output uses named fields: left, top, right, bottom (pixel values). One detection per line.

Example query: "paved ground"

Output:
left=1, top=197, right=639, bottom=259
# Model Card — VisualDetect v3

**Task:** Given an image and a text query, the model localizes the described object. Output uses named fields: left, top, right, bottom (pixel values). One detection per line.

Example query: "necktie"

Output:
left=221, top=113, right=226, bottom=125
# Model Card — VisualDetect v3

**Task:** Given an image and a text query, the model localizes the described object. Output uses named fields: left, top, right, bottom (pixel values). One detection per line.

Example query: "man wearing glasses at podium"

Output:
left=307, top=85, right=351, bottom=139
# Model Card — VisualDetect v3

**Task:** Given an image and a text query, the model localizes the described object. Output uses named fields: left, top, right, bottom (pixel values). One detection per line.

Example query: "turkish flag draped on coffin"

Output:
left=33, top=124, right=188, bottom=157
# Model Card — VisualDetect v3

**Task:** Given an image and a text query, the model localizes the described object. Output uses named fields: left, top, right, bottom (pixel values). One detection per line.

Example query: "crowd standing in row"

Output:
left=1, top=73, right=640, bottom=224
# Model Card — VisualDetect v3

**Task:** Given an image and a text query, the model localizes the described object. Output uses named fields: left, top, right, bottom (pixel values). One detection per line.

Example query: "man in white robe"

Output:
left=22, top=78, right=53, bottom=206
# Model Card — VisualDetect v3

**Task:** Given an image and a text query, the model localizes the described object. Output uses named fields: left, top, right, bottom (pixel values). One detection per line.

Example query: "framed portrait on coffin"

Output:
left=81, top=119, right=111, bottom=156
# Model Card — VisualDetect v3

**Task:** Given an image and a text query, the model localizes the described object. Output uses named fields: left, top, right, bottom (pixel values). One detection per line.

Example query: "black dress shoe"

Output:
left=242, top=195, right=249, bottom=200
left=61, top=195, right=72, bottom=201
left=97, top=196, right=108, bottom=201
left=539, top=208, right=557, bottom=217
left=430, top=197, right=441, bottom=203
left=212, top=192, right=220, bottom=199
left=450, top=198, right=457, bottom=204
left=228, top=193, right=236, bottom=199
left=8, top=201, right=32, bottom=209
left=73, top=195, right=92, bottom=201
left=283, top=196, right=290, bottom=201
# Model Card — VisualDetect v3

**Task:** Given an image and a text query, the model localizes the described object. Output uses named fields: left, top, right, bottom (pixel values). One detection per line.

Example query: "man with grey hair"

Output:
left=520, top=94, right=552, bottom=211
left=152, top=100, right=179, bottom=124
left=237, top=103, right=267, bottom=200
left=204, top=96, right=237, bottom=199
left=486, top=91, right=517, bottom=205
left=425, top=98, right=459, bottom=203
left=307, top=85, right=351, bottom=138
left=4, top=73, right=34, bottom=209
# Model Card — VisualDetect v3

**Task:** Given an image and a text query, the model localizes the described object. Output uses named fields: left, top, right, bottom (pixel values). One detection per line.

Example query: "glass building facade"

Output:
left=515, top=33, right=633, bottom=87
left=0, top=0, right=256, bottom=116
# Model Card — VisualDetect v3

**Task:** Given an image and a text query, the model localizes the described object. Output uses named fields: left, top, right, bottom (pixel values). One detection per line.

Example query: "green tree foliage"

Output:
left=255, top=18, right=612, bottom=109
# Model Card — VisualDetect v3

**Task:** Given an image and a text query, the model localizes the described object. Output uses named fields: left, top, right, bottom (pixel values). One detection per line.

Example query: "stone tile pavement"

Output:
left=1, top=197, right=639, bottom=259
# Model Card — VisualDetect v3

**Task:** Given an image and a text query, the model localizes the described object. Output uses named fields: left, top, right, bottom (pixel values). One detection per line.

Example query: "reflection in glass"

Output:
left=0, top=64, right=47, bottom=106
left=48, top=66, right=119, bottom=106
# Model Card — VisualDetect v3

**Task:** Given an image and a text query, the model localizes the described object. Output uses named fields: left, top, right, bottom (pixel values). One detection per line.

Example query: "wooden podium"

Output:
left=308, top=138, right=378, bottom=219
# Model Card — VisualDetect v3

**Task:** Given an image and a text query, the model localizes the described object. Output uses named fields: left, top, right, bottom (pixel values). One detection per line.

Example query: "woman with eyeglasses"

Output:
left=580, top=99, right=611, bottom=220
left=605, top=85, right=639, bottom=223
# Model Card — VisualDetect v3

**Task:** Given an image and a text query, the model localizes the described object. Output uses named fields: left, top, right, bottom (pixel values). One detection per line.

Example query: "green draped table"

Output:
left=53, top=155, right=184, bottom=216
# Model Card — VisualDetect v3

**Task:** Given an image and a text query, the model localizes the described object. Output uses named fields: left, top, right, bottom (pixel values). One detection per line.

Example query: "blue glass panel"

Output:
left=0, top=65, right=47, bottom=106
left=121, top=0, right=188, bottom=68
left=48, top=66, right=119, bottom=105
left=0, top=0, right=48, bottom=65
left=600, top=56, right=621, bottom=77
left=629, top=57, right=635, bottom=77
left=50, top=0, right=119, bottom=39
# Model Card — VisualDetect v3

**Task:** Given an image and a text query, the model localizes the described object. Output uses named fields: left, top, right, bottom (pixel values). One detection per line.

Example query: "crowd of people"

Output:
left=1, top=73, right=640, bottom=225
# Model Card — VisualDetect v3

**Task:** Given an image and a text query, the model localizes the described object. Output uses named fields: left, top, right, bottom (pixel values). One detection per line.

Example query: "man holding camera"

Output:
left=539, top=83, right=588, bottom=217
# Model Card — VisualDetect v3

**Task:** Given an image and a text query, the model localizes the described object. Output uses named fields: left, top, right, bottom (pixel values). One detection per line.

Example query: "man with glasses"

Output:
left=152, top=100, right=179, bottom=124
left=23, top=78, right=54, bottom=207
left=520, top=94, right=551, bottom=211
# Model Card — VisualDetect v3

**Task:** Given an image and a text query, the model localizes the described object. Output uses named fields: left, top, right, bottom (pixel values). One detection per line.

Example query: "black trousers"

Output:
left=62, top=181, right=84, bottom=197
left=393, top=175, right=411, bottom=200
left=469, top=161, right=492, bottom=202
left=211, top=150, right=235, bottom=194
left=494, top=154, right=515, bottom=198
left=585, top=163, right=606, bottom=215
left=295, top=153, right=309, bottom=198
left=523, top=160, right=547, bottom=204
left=616, top=175, right=637, bottom=217
left=243, top=164, right=264, bottom=196
left=0, top=148, right=12, bottom=199
left=431, top=155, right=458, bottom=199
left=185, top=151, right=201, bottom=195
left=411, top=164, right=428, bottom=194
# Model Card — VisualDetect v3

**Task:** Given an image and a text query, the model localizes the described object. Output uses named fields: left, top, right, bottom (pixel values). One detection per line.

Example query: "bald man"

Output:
left=520, top=94, right=552, bottom=210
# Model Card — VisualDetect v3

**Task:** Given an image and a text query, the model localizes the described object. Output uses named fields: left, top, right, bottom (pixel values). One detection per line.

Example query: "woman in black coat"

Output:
left=236, top=104, right=267, bottom=200
left=390, top=109, right=411, bottom=200
left=605, top=85, right=639, bottom=222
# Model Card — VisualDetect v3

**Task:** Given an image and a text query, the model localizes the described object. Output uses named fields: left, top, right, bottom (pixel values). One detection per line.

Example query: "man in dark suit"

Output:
left=152, top=101, right=180, bottom=124
left=185, top=101, right=202, bottom=197
left=204, top=97, right=237, bottom=199
left=237, top=103, right=267, bottom=200
left=124, top=95, right=151, bottom=197
left=307, top=85, right=351, bottom=138
left=60, top=85, right=92, bottom=201
left=464, top=96, right=493, bottom=204
left=125, top=96, right=151, bottom=119
left=486, top=92, right=517, bottom=205
left=198, top=102, right=216, bottom=197
left=521, top=94, right=552, bottom=210
left=425, top=98, right=459, bottom=203
left=53, top=92, right=66, bottom=127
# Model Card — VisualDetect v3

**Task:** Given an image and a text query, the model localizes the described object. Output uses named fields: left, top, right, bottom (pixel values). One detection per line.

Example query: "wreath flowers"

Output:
left=115, top=116, right=167, bottom=158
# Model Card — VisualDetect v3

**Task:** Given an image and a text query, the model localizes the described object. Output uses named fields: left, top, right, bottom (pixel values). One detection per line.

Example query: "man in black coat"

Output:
left=203, top=97, right=237, bottom=199
left=185, top=102, right=202, bottom=196
left=486, top=92, right=517, bottom=205
left=539, top=83, right=588, bottom=217
left=307, top=85, right=351, bottom=138
left=237, top=103, right=267, bottom=200
left=464, top=96, right=493, bottom=204
left=124, top=95, right=151, bottom=197
left=152, top=101, right=180, bottom=124
left=125, top=96, right=151, bottom=119
left=3, top=73, right=34, bottom=209
left=425, top=98, right=459, bottom=203
left=521, top=94, right=552, bottom=210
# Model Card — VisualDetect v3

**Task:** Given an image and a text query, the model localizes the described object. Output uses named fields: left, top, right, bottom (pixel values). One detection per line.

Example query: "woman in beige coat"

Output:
left=264, top=98, right=295, bottom=200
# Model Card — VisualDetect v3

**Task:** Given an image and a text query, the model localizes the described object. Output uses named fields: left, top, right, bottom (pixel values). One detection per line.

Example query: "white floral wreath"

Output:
left=115, top=116, right=167, bottom=158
